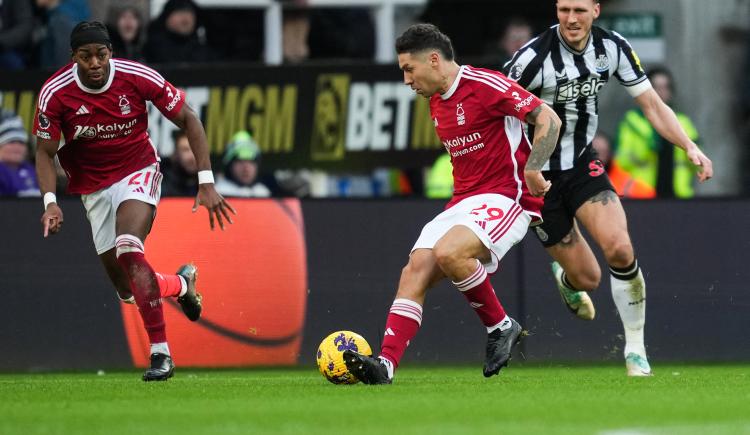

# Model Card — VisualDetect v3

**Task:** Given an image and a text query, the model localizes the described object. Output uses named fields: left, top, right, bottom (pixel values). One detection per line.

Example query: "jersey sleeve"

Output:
left=502, top=45, right=543, bottom=92
left=611, top=31, right=651, bottom=97
left=129, top=63, right=186, bottom=119
left=479, top=71, right=543, bottom=121
left=34, top=95, right=62, bottom=142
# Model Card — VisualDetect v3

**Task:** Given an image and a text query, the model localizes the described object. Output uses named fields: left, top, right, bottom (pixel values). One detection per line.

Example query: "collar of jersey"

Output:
left=555, top=25, right=592, bottom=56
left=72, top=59, right=116, bottom=94
left=440, top=65, right=465, bottom=100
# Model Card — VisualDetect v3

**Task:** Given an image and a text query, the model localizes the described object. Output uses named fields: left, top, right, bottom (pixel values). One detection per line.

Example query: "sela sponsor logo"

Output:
left=514, top=95, right=535, bottom=112
left=456, top=103, right=466, bottom=125
left=165, top=85, right=181, bottom=111
left=73, top=118, right=138, bottom=140
left=118, top=95, right=131, bottom=115
left=555, top=76, right=605, bottom=103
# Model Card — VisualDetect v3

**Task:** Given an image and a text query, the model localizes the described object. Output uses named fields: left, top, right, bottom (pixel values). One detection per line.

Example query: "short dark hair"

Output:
left=647, top=66, right=674, bottom=91
left=70, top=21, right=112, bottom=50
left=395, top=23, right=454, bottom=61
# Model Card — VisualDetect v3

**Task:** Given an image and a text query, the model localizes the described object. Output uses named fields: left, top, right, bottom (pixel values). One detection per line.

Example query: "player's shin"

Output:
left=115, top=234, right=169, bottom=352
left=610, top=260, right=646, bottom=357
left=380, top=298, right=423, bottom=377
left=454, top=260, right=510, bottom=332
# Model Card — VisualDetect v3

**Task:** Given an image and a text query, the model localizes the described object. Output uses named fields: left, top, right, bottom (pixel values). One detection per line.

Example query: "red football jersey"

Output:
left=34, top=58, right=186, bottom=194
left=430, top=65, right=544, bottom=218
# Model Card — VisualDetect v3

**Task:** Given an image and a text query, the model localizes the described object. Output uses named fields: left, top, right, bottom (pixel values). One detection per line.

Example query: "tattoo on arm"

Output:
left=588, top=190, right=618, bottom=206
left=526, top=109, right=559, bottom=171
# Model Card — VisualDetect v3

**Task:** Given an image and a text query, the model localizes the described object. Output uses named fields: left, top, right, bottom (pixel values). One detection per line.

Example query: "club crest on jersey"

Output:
left=456, top=103, right=465, bottom=125
left=118, top=95, right=131, bottom=115
left=594, top=54, right=609, bottom=72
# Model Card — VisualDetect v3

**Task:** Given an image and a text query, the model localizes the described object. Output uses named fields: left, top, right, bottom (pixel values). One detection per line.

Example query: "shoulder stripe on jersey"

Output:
left=463, top=68, right=510, bottom=92
left=38, top=69, right=74, bottom=109
left=465, top=67, right=512, bottom=89
left=571, top=52, right=592, bottom=160
left=518, top=29, right=556, bottom=89
left=116, top=65, right=165, bottom=87
left=40, top=75, right=75, bottom=112
left=113, top=59, right=165, bottom=82
left=115, top=60, right=164, bottom=83
left=462, top=73, right=509, bottom=94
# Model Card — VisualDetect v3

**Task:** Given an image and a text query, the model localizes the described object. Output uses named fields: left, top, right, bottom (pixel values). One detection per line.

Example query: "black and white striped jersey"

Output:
left=503, top=25, right=651, bottom=171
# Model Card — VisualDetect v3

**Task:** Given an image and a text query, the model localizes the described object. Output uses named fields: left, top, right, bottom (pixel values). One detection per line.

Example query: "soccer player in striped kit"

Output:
left=34, top=22, right=236, bottom=381
left=503, top=0, right=713, bottom=376
left=344, top=24, right=562, bottom=384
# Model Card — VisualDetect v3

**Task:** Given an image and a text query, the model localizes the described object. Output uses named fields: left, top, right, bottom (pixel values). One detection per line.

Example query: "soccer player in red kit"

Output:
left=344, top=24, right=562, bottom=384
left=34, top=22, right=236, bottom=381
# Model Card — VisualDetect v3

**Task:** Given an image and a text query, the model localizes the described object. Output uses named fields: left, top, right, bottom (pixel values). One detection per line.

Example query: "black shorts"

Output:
left=532, top=146, right=615, bottom=247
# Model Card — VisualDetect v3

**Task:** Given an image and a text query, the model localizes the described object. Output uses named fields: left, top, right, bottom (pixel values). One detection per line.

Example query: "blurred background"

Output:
left=0, top=0, right=748, bottom=199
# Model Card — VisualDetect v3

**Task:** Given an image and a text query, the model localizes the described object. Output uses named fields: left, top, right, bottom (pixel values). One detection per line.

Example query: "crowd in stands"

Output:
left=0, top=0, right=746, bottom=198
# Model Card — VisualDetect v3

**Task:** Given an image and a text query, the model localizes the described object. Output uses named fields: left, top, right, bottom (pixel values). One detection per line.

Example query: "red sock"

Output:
left=380, top=298, right=422, bottom=369
left=115, top=235, right=166, bottom=344
left=156, top=273, right=184, bottom=298
left=453, top=260, right=506, bottom=327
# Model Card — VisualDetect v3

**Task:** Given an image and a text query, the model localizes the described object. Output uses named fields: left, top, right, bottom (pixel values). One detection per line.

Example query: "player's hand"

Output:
left=41, top=203, right=64, bottom=237
left=524, top=169, right=551, bottom=197
left=193, top=183, right=237, bottom=231
left=686, top=144, right=713, bottom=182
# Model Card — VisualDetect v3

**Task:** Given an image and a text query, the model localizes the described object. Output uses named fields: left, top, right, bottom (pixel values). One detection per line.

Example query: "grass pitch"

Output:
left=1, top=364, right=748, bottom=435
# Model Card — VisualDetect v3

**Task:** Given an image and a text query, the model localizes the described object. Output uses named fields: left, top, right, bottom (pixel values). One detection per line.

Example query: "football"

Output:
left=316, top=330, right=372, bottom=384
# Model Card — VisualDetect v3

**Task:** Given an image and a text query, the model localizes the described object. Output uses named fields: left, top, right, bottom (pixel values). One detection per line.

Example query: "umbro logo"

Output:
left=76, top=105, right=90, bottom=115
left=555, top=68, right=567, bottom=79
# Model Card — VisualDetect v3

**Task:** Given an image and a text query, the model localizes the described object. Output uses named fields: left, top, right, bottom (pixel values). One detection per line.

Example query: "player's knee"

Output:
left=575, top=268, right=601, bottom=291
left=432, top=243, right=458, bottom=271
left=603, top=239, right=634, bottom=268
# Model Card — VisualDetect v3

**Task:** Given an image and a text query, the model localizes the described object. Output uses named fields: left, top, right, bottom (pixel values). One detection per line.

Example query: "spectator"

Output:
left=308, top=8, right=375, bottom=60
left=614, top=67, right=701, bottom=198
left=36, top=0, right=91, bottom=69
left=215, top=131, right=271, bottom=198
left=487, top=17, right=533, bottom=67
left=161, top=131, right=199, bottom=197
left=593, top=131, right=654, bottom=199
left=0, top=111, right=40, bottom=197
left=279, top=0, right=310, bottom=63
left=424, top=153, right=453, bottom=199
left=144, top=0, right=212, bottom=65
left=0, top=0, right=34, bottom=70
left=106, top=5, right=145, bottom=61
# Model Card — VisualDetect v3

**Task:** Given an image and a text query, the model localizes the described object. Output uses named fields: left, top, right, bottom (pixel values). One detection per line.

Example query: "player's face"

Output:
left=650, top=73, right=673, bottom=104
left=557, top=0, right=600, bottom=50
left=72, top=44, right=112, bottom=89
left=398, top=51, right=440, bottom=97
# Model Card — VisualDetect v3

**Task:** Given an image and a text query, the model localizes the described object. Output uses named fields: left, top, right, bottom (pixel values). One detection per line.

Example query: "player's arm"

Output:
left=524, top=104, right=562, bottom=197
left=170, top=103, right=236, bottom=230
left=634, top=88, right=713, bottom=182
left=35, top=137, right=63, bottom=237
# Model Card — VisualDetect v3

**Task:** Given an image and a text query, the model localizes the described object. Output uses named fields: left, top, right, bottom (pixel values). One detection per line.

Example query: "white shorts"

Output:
left=412, top=193, right=531, bottom=274
left=81, top=164, right=163, bottom=254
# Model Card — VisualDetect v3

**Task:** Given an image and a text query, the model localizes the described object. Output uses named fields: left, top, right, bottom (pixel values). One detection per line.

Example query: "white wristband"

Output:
left=198, top=170, right=215, bottom=184
left=43, top=192, right=57, bottom=209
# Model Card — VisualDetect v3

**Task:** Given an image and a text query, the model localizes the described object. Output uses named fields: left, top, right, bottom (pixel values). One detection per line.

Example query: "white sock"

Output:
left=118, top=294, right=135, bottom=304
left=150, top=342, right=170, bottom=356
left=610, top=262, right=646, bottom=357
left=177, top=275, right=188, bottom=297
left=487, top=314, right=512, bottom=333
left=378, top=356, right=394, bottom=379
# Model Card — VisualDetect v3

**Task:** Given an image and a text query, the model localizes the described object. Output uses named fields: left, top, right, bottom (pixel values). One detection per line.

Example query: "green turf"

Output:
left=1, top=364, right=748, bottom=435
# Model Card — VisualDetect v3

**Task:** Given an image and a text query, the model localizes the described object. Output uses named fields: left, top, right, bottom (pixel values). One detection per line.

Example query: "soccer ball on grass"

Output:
left=316, top=330, right=372, bottom=384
